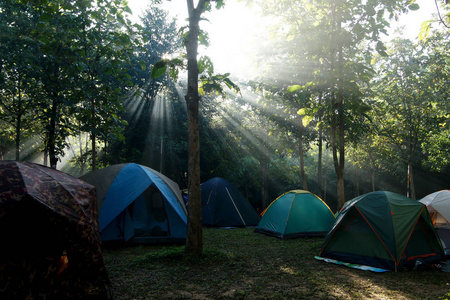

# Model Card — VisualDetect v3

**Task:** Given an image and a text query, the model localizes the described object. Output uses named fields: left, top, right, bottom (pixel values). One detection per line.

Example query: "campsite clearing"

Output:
left=103, top=228, right=450, bottom=299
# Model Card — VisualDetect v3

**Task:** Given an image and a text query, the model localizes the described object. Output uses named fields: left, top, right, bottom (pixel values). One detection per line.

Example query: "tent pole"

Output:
left=226, top=187, right=246, bottom=226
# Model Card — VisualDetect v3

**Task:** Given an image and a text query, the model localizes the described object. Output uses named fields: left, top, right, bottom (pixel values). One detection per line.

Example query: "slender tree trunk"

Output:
left=317, top=129, right=323, bottom=197
left=406, top=129, right=417, bottom=199
left=260, top=91, right=269, bottom=210
left=331, top=92, right=345, bottom=209
left=355, top=167, right=360, bottom=197
left=337, top=54, right=346, bottom=208
left=0, top=143, right=5, bottom=160
left=184, top=0, right=206, bottom=255
left=48, top=91, right=59, bottom=169
left=260, top=134, right=269, bottom=210
left=324, top=147, right=328, bottom=203
left=317, top=94, right=323, bottom=198
left=15, top=92, right=21, bottom=161
left=407, top=160, right=416, bottom=200
left=43, top=143, right=48, bottom=166
left=371, top=170, right=375, bottom=192
left=47, top=21, right=63, bottom=170
left=299, top=116, right=308, bottom=190
left=331, top=13, right=346, bottom=210
left=77, top=133, right=87, bottom=174
left=15, top=116, right=21, bottom=161
left=369, top=152, right=376, bottom=191
left=91, top=80, right=96, bottom=171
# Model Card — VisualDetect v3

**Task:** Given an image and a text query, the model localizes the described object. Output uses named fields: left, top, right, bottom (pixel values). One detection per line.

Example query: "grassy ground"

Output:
left=103, top=228, right=450, bottom=299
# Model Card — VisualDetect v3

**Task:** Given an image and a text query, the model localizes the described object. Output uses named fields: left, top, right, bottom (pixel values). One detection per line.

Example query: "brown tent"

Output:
left=0, top=161, right=111, bottom=299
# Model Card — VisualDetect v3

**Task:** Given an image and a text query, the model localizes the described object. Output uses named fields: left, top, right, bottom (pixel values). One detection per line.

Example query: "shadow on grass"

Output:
left=142, top=246, right=236, bottom=265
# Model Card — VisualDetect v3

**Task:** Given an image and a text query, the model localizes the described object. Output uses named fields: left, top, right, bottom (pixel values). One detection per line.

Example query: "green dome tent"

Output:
left=318, top=191, right=445, bottom=271
left=255, top=190, right=335, bottom=239
left=81, top=163, right=187, bottom=244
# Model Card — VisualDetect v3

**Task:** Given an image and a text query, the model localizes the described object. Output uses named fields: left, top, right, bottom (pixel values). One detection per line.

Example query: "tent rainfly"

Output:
left=81, top=163, right=187, bottom=244
left=319, top=191, right=445, bottom=271
left=201, top=177, right=260, bottom=227
left=255, top=190, right=335, bottom=239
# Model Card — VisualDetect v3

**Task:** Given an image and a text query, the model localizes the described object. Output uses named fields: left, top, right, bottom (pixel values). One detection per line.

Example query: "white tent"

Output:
left=420, top=190, right=450, bottom=253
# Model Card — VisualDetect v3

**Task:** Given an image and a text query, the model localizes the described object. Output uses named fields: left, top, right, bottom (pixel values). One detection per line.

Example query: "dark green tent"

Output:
left=319, top=191, right=445, bottom=271
left=255, top=190, right=335, bottom=239
left=201, top=177, right=260, bottom=227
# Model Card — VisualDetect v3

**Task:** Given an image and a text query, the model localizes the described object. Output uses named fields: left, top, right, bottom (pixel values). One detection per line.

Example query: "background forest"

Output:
left=1, top=0, right=449, bottom=212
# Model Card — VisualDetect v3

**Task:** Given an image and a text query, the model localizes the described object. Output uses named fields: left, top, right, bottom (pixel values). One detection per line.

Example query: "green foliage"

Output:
left=151, top=58, right=184, bottom=80
left=0, top=0, right=142, bottom=166
left=422, top=129, right=450, bottom=172
left=419, top=1, right=450, bottom=40
left=203, top=0, right=225, bottom=11
left=199, top=73, right=240, bottom=97
left=286, top=85, right=302, bottom=93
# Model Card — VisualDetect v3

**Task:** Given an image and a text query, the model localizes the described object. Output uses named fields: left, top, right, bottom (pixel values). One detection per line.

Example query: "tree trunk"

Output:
left=260, top=135, right=269, bottom=210
left=323, top=147, right=328, bottom=203
left=332, top=14, right=346, bottom=210
left=0, top=143, right=5, bottom=160
left=407, top=161, right=416, bottom=200
left=335, top=161, right=345, bottom=208
left=15, top=93, right=21, bottom=161
left=48, top=91, right=59, bottom=169
left=317, top=99, right=323, bottom=198
left=355, top=167, right=360, bottom=197
left=369, top=153, right=376, bottom=191
left=43, top=143, right=48, bottom=166
left=91, top=81, right=96, bottom=171
left=299, top=116, right=308, bottom=190
left=184, top=0, right=206, bottom=255
left=317, top=130, right=323, bottom=197
left=371, top=170, right=375, bottom=192
left=331, top=94, right=345, bottom=209
left=318, top=138, right=323, bottom=193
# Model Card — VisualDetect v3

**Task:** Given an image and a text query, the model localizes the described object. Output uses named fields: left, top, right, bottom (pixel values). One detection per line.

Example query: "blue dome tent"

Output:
left=201, top=177, right=260, bottom=227
left=81, top=163, right=187, bottom=244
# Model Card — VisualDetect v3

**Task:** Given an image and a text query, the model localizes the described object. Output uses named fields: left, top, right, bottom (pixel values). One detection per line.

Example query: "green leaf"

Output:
left=151, top=60, right=168, bottom=79
left=151, top=65, right=167, bottom=79
left=375, top=41, right=388, bottom=57
left=408, top=3, right=420, bottom=11
left=419, top=20, right=431, bottom=41
left=199, top=30, right=210, bottom=47
left=297, top=108, right=308, bottom=115
left=303, top=115, right=313, bottom=127
left=287, top=85, right=302, bottom=93
left=198, top=56, right=214, bottom=76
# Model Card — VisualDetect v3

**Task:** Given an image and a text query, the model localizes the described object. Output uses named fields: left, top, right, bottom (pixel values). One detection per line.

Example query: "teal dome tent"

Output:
left=255, top=190, right=335, bottom=239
